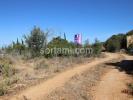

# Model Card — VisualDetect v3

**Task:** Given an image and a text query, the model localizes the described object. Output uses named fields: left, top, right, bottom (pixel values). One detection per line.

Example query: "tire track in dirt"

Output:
left=93, top=54, right=133, bottom=100
left=6, top=53, right=119, bottom=100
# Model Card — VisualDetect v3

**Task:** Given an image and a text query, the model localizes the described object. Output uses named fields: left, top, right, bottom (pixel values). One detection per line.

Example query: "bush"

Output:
left=0, top=56, right=13, bottom=65
left=128, top=83, right=133, bottom=90
left=127, top=30, right=133, bottom=36
left=0, top=82, right=7, bottom=96
left=127, top=44, right=133, bottom=55
left=0, top=63, right=16, bottom=77
left=106, top=40, right=121, bottom=52
left=46, top=37, right=75, bottom=57
left=0, top=76, right=19, bottom=96
left=125, top=83, right=133, bottom=96
left=105, top=34, right=126, bottom=52
left=25, top=26, right=48, bottom=57
left=34, top=60, right=49, bottom=70
left=91, top=39, right=102, bottom=56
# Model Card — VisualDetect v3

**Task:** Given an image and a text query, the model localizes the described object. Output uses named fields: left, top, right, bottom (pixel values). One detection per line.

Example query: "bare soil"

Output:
left=93, top=54, right=133, bottom=100
left=1, top=53, right=132, bottom=100
left=4, top=53, right=118, bottom=100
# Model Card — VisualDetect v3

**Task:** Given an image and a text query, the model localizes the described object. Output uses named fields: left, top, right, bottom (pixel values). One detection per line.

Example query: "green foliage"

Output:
left=4, top=39, right=26, bottom=55
left=128, top=83, right=133, bottom=90
left=84, top=39, right=90, bottom=47
left=0, top=57, right=18, bottom=96
left=0, top=82, right=7, bottom=96
left=0, top=56, right=16, bottom=77
left=105, top=34, right=126, bottom=52
left=5, top=45, right=13, bottom=54
left=0, top=64, right=16, bottom=77
left=106, top=39, right=121, bottom=52
left=126, top=30, right=133, bottom=36
left=12, top=39, right=26, bottom=55
left=3, top=26, right=113, bottom=58
left=127, top=44, right=133, bottom=55
left=25, top=26, right=48, bottom=57
left=0, top=56, right=13, bottom=65
left=0, top=76, right=19, bottom=96
left=92, top=39, right=102, bottom=56
left=46, top=37, right=75, bottom=57
left=69, top=42, right=77, bottom=48
left=34, top=60, right=49, bottom=70
left=48, top=37, right=71, bottom=48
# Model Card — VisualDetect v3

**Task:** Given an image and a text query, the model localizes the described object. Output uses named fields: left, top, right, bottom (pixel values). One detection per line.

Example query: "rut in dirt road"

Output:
left=5, top=53, right=119, bottom=100
left=93, top=54, right=133, bottom=100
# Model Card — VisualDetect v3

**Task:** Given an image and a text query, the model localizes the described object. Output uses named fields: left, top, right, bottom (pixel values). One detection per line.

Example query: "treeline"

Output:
left=2, top=27, right=133, bottom=58
left=104, top=30, right=133, bottom=54
left=2, top=26, right=103, bottom=58
left=4, top=27, right=50, bottom=58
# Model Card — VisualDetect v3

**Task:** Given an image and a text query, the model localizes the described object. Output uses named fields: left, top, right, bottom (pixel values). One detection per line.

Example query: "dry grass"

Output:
left=43, top=59, right=118, bottom=100
left=0, top=55, right=98, bottom=97
left=34, top=59, right=49, bottom=70
left=0, top=76, right=19, bottom=96
left=43, top=64, right=110, bottom=100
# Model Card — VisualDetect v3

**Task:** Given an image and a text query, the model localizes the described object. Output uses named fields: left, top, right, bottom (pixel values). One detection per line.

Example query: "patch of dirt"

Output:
left=93, top=69, right=132, bottom=100
left=43, top=56, right=124, bottom=100
left=92, top=54, right=133, bottom=100
left=44, top=63, right=111, bottom=100
left=5, top=53, right=118, bottom=100
left=36, top=54, right=133, bottom=100
left=0, top=56, right=93, bottom=98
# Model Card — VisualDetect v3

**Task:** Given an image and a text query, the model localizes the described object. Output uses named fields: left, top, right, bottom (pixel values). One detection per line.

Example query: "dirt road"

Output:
left=7, top=53, right=118, bottom=100
left=93, top=54, right=133, bottom=100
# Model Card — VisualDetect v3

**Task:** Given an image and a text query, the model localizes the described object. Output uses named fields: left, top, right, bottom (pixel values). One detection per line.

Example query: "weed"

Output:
left=0, top=64, right=16, bottom=77
left=34, top=60, right=49, bottom=70
left=0, top=81, right=8, bottom=96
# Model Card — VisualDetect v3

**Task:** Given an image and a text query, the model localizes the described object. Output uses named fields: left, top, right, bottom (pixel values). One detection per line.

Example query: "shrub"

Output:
left=91, top=39, right=102, bottom=56
left=0, top=76, right=19, bottom=96
left=0, top=56, right=13, bottom=65
left=128, top=83, right=133, bottom=90
left=105, top=34, right=126, bottom=52
left=0, top=83, right=7, bottom=96
left=46, top=37, right=75, bottom=57
left=127, top=30, right=133, bottom=36
left=106, top=40, right=121, bottom=52
left=34, top=60, right=49, bottom=70
left=127, top=44, right=133, bottom=55
left=0, top=63, right=16, bottom=77
left=4, top=76, right=19, bottom=86
left=126, top=83, right=133, bottom=95
left=25, top=26, right=49, bottom=57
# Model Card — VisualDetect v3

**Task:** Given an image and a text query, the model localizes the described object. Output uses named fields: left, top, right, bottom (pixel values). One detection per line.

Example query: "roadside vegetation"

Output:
left=0, top=26, right=133, bottom=97
left=2, top=26, right=103, bottom=58
left=104, top=30, right=133, bottom=54
left=0, top=26, right=103, bottom=96
left=104, top=30, right=133, bottom=96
